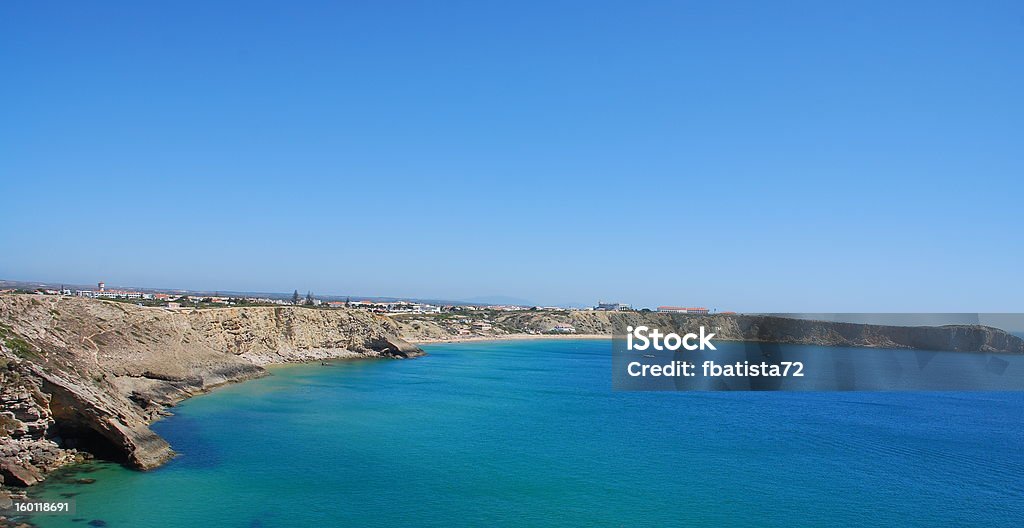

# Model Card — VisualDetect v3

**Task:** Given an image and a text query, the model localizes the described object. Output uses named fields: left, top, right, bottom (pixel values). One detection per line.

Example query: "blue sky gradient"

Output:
left=2, top=1, right=1022, bottom=310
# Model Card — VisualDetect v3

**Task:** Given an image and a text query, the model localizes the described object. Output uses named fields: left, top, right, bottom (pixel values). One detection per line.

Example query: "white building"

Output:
left=75, top=281, right=151, bottom=300
left=77, top=289, right=152, bottom=300
left=347, top=301, right=441, bottom=314
left=594, top=302, right=630, bottom=311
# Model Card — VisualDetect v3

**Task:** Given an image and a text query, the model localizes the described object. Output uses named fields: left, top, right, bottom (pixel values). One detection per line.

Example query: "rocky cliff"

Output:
left=395, top=311, right=1024, bottom=353
left=4, top=297, right=1022, bottom=489
left=0, top=295, right=421, bottom=487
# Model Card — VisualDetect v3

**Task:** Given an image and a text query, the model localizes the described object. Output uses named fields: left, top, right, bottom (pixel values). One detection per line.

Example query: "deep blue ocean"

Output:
left=27, top=339, right=1024, bottom=527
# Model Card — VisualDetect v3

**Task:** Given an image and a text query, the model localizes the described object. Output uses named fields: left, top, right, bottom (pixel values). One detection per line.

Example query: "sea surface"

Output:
left=26, top=340, right=1024, bottom=527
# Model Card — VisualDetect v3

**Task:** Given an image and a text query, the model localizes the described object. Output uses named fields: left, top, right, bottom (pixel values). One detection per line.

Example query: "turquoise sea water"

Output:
left=26, top=340, right=1024, bottom=527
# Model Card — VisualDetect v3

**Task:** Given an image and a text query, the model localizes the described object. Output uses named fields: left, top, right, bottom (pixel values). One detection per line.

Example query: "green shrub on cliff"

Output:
left=5, top=336, right=37, bottom=359
left=0, top=324, right=38, bottom=359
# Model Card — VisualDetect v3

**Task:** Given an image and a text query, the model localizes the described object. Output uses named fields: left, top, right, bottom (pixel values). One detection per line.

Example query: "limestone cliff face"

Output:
left=722, top=315, right=1024, bottom=353
left=0, top=295, right=421, bottom=485
left=4, top=296, right=1020, bottom=488
left=0, top=360, right=83, bottom=487
left=395, top=311, right=1024, bottom=353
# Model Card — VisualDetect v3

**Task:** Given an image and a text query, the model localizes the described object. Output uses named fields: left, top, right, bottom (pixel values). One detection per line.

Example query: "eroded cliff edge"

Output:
left=394, top=310, right=1024, bottom=354
left=0, top=295, right=421, bottom=487
left=4, top=297, right=1022, bottom=488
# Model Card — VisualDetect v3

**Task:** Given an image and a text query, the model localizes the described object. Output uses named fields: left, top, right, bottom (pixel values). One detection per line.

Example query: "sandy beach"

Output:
left=408, top=333, right=612, bottom=345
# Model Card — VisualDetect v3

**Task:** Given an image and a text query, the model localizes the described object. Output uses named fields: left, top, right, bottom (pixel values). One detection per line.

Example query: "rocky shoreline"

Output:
left=395, top=311, right=1024, bottom=353
left=0, top=295, right=422, bottom=492
left=3, top=296, right=1024, bottom=494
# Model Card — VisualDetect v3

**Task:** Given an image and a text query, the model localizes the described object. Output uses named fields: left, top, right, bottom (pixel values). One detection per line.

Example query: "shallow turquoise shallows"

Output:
left=27, top=340, right=1024, bottom=527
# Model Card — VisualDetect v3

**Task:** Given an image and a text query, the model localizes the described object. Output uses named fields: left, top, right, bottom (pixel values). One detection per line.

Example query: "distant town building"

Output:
left=594, top=302, right=630, bottom=311
left=74, top=281, right=154, bottom=300
left=77, top=289, right=153, bottom=300
left=657, top=306, right=709, bottom=315
left=345, top=300, right=441, bottom=314
left=390, top=302, right=440, bottom=314
left=485, top=305, right=529, bottom=312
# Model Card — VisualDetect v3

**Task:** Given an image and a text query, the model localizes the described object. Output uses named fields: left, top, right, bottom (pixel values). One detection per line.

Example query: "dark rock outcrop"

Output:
left=726, top=315, right=1024, bottom=353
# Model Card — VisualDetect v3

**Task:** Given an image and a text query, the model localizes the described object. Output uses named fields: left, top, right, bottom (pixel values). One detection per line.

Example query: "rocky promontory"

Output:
left=4, top=295, right=1023, bottom=489
left=0, top=295, right=421, bottom=487
left=394, top=310, right=1024, bottom=354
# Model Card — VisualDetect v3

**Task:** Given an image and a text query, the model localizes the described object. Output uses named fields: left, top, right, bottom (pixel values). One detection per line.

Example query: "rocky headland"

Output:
left=395, top=310, right=1024, bottom=354
left=0, top=294, right=420, bottom=489
left=3, top=296, right=1023, bottom=491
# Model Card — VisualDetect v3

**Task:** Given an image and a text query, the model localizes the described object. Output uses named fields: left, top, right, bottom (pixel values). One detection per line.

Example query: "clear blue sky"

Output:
left=2, top=1, right=1022, bottom=310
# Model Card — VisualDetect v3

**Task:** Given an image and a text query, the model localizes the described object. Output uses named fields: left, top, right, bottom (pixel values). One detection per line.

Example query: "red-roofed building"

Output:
left=657, top=306, right=709, bottom=315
